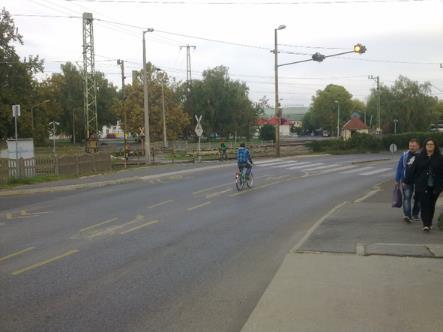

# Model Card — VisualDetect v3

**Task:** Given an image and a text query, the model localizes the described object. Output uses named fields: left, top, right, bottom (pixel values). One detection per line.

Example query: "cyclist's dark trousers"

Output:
left=417, top=188, right=439, bottom=227
left=238, top=163, right=252, bottom=176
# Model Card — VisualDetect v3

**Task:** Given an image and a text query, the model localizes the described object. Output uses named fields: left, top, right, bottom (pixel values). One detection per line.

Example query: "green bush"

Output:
left=347, top=133, right=383, bottom=152
left=306, top=133, right=383, bottom=153
left=382, top=132, right=443, bottom=150
left=259, top=125, right=275, bottom=141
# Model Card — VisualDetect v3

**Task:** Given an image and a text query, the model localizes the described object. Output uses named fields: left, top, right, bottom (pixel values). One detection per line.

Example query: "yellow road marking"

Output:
left=87, top=215, right=144, bottom=239
left=120, top=220, right=159, bottom=235
left=147, top=200, right=174, bottom=209
left=12, top=250, right=79, bottom=276
left=187, top=201, right=212, bottom=211
left=205, top=188, right=232, bottom=199
left=0, top=247, right=35, bottom=263
left=79, top=217, right=118, bottom=232
left=193, top=183, right=230, bottom=195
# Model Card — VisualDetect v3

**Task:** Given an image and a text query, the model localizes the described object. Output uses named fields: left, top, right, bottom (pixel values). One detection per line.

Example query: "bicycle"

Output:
left=235, top=166, right=254, bottom=191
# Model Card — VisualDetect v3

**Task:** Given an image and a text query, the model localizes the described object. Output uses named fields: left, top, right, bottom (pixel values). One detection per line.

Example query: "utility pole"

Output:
left=180, top=45, right=196, bottom=85
left=143, top=29, right=154, bottom=164
left=161, top=74, right=167, bottom=148
left=83, top=12, right=98, bottom=146
left=274, top=25, right=286, bottom=157
left=369, top=75, right=381, bottom=134
left=117, top=59, right=127, bottom=168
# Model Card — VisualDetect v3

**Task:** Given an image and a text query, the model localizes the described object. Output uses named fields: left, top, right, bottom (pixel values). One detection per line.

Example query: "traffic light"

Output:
left=354, top=43, right=367, bottom=54
left=312, top=52, right=325, bottom=62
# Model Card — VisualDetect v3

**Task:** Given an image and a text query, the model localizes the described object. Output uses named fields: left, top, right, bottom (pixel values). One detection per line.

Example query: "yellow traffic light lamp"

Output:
left=354, top=43, right=367, bottom=54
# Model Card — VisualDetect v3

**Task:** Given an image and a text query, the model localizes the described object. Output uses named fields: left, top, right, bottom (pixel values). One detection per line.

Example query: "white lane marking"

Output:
left=318, top=165, right=357, bottom=174
left=256, top=160, right=297, bottom=167
left=304, top=164, right=338, bottom=171
left=339, top=166, right=373, bottom=174
left=360, top=168, right=392, bottom=176
left=271, top=162, right=304, bottom=168
left=254, top=158, right=284, bottom=165
left=287, top=162, right=324, bottom=170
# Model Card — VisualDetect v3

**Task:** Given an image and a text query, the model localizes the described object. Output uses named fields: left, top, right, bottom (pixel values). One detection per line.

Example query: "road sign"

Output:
left=195, top=124, right=203, bottom=137
left=12, top=105, right=20, bottom=117
left=389, top=143, right=397, bottom=153
left=194, top=114, right=203, bottom=137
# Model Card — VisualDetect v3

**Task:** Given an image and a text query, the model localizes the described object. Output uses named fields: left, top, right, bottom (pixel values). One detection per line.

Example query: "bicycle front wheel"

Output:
left=246, top=172, right=254, bottom=188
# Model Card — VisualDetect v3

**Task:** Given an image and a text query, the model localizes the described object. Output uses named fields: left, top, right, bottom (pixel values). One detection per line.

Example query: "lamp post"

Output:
left=368, top=75, right=381, bottom=134
left=143, top=28, right=154, bottom=164
left=31, top=99, right=50, bottom=138
left=274, top=24, right=286, bottom=157
left=394, top=119, right=398, bottom=135
left=334, top=100, right=340, bottom=138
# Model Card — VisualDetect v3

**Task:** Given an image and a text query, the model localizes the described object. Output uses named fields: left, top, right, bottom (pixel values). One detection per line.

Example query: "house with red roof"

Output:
left=342, top=116, right=368, bottom=140
left=256, top=117, right=293, bottom=136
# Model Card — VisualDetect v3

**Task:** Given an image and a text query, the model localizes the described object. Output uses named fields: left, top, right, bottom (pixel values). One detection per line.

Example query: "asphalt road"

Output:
left=0, top=153, right=396, bottom=332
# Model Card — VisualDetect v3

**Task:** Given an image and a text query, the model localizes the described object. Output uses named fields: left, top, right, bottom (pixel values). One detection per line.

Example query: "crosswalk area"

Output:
left=255, top=159, right=393, bottom=177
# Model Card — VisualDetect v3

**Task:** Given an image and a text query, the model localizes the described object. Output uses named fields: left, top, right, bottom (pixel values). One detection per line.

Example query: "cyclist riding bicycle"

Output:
left=237, top=143, right=253, bottom=178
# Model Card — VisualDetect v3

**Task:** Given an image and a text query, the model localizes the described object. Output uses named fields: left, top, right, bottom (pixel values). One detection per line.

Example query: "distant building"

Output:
left=342, top=116, right=368, bottom=140
left=101, top=121, right=124, bottom=139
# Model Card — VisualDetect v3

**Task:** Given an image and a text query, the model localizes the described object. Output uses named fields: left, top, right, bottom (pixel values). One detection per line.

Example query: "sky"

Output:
left=3, top=0, right=443, bottom=108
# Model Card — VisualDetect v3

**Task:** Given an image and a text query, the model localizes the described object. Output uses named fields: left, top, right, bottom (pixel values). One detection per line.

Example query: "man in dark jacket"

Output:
left=405, top=138, right=443, bottom=231
left=395, top=138, right=420, bottom=222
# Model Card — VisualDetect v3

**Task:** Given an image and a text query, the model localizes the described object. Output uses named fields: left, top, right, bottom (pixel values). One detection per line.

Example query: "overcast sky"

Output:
left=4, top=0, right=443, bottom=107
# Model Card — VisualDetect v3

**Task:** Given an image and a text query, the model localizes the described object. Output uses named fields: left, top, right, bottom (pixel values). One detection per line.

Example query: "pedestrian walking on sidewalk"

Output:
left=405, top=138, right=443, bottom=232
left=395, top=138, right=421, bottom=223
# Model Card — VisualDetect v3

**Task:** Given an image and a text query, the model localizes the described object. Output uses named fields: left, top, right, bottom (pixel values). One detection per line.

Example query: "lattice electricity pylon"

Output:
left=82, top=12, right=98, bottom=139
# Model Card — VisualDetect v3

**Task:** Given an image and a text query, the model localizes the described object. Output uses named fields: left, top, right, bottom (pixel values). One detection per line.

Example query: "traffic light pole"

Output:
left=274, top=29, right=280, bottom=157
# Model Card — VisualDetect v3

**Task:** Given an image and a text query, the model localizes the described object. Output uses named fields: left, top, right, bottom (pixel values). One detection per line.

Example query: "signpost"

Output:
left=389, top=143, right=397, bottom=158
left=195, top=115, right=203, bottom=162
left=12, top=105, right=20, bottom=177
left=49, top=121, right=60, bottom=154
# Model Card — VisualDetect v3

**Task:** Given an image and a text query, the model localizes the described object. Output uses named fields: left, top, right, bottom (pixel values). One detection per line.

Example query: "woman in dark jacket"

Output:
left=405, top=138, right=443, bottom=231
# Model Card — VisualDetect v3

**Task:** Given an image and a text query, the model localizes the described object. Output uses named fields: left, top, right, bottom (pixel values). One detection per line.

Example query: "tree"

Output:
left=0, top=8, right=43, bottom=140
left=366, top=76, right=438, bottom=133
left=182, top=66, right=258, bottom=140
left=116, top=64, right=190, bottom=141
left=307, top=84, right=354, bottom=136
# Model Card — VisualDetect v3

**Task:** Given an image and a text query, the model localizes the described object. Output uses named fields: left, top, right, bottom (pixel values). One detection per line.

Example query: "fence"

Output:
left=0, top=153, right=112, bottom=184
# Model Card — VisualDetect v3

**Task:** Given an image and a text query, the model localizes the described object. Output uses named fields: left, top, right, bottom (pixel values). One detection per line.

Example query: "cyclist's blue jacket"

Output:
left=237, top=147, right=252, bottom=164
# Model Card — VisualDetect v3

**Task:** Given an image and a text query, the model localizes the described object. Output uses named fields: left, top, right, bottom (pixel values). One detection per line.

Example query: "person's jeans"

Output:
left=402, top=184, right=420, bottom=218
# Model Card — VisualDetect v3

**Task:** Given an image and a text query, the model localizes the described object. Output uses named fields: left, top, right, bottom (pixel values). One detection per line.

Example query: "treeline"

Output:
left=303, top=77, right=443, bottom=135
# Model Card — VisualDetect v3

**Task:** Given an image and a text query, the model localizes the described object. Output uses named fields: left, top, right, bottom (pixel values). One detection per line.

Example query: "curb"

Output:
left=0, top=163, right=235, bottom=197
left=351, top=158, right=391, bottom=165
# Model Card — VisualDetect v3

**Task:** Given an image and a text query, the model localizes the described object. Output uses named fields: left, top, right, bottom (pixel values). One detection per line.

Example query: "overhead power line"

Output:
left=64, top=0, right=436, bottom=5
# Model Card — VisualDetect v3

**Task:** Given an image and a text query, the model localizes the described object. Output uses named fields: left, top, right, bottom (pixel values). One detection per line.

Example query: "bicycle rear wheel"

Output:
left=235, top=173, right=244, bottom=191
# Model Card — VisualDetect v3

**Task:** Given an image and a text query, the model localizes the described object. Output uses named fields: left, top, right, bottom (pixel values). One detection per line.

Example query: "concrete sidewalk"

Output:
left=242, top=181, right=443, bottom=332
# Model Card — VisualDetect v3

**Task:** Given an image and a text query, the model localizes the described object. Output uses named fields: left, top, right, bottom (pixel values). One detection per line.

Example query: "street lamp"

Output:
left=368, top=75, right=381, bottom=134
left=274, top=24, right=286, bottom=157
left=394, top=119, right=398, bottom=135
left=31, top=99, right=50, bottom=138
left=334, top=100, right=340, bottom=138
left=155, top=67, right=168, bottom=148
left=143, top=28, right=154, bottom=164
